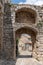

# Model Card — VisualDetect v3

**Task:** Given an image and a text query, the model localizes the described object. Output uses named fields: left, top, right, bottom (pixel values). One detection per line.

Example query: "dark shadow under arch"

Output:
left=15, top=7, right=37, bottom=24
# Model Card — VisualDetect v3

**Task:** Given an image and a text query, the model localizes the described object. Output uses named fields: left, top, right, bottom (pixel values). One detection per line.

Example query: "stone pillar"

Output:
left=32, top=33, right=39, bottom=60
left=2, top=3, right=14, bottom=60
left=32, top=40, right=38, bottom=59
left=13, top=32, right=16, bottom=60
left=0, top=3, right=3, bottom=59
left=11, top=8, right=16, bottom=60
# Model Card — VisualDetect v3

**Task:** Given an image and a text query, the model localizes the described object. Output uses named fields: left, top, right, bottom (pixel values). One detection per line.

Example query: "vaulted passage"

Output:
left=15, top=8, right=37, bottom=24
left=15, top=27, right=37, bottom=58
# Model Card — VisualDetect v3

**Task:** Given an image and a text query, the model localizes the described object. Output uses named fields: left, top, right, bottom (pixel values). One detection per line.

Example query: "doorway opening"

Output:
left=15, top=27, right=36, bottom=58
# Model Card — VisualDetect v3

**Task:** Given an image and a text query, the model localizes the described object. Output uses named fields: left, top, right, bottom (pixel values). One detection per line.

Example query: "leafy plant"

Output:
left=16, top=38, right=19, bottom=44
left=37, top=21, right=43, bottom=29
left=37, top=22, right=42, bottom=28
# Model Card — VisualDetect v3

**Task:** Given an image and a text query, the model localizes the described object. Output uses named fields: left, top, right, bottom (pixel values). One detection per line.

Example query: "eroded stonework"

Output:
left=0, top=0, right=43, bottom=65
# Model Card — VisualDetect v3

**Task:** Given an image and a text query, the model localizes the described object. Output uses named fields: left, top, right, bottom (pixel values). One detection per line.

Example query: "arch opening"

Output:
left=15, top=27, right=37, bottom=58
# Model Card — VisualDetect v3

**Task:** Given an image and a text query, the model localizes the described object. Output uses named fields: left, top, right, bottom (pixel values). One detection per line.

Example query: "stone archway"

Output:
left=15, top=27, right=37, bottom=58
left=14, top=6, right=38, bottom=60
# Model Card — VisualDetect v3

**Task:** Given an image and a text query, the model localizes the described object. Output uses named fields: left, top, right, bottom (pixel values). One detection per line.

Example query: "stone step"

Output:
left=37, top=35, right=43, bottom=37
left=38, top=46, right=43, bottom=48
left=37, top=48, right=43, bottom=52
left=37, top=44, right=43, bottom=47
left=37, top=55, right=43, bottom=57
left=37, top=52, right=43, bottom=55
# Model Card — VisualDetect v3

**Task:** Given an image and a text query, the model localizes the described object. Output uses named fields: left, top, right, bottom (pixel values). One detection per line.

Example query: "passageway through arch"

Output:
left=15, top=27, right=37, bottom=58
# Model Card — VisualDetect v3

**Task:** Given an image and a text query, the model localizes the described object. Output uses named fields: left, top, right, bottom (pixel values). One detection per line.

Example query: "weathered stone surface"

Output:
left=0, top=0, right=43, bottom=64
left=16, top=58, right=43, bottom=65
left=0, top=60, right=16, bottom=65
left=2, top=3, right=14, bottom=60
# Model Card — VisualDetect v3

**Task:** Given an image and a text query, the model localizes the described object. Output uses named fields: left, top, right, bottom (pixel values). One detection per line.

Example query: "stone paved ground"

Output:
left=0, top=58, right=43, bottom=65
left=16, top=58, right=43, bottom=65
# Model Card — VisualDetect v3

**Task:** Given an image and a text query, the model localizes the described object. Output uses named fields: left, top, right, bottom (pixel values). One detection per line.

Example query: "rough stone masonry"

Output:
left=0, top=0, right=43, bottom=64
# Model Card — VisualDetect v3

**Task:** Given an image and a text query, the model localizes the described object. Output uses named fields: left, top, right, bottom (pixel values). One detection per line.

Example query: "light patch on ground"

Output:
left=16, top=58, right=43, bottom=65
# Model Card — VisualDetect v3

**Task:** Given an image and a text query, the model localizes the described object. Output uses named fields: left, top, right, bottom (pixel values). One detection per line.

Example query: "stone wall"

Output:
left=0, top=2, right=3, bottom=59
left=2, top=3, right=14, bottom=60
left=0, top=1, right=43, bottom=62
left=11, top=4, right=43, bottom=61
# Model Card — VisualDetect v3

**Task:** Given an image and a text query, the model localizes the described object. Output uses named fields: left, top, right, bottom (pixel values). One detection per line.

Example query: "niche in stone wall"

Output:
left=15, top=8, right=36, bottom=24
